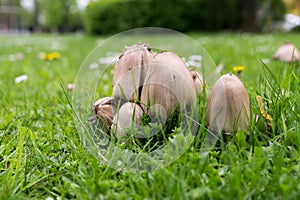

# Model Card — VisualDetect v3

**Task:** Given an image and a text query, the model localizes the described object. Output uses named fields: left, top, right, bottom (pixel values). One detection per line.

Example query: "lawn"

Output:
left=0, top=32, right=299, bottom=199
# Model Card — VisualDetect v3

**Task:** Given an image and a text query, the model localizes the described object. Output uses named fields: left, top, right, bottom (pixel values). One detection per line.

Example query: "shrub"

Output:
left=84, top=0, right=151, bottom=34
left=84, top=0, right=286, bottom=34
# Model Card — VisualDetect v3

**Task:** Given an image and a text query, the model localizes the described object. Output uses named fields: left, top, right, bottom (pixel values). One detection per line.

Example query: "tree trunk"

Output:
left=241, top=0, right=258, bottom=32
left=33, top=0, right=41, bottom=32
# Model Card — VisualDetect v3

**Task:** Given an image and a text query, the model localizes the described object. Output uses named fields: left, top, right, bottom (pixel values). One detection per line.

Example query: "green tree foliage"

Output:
left=41, top=0, right=63, bottom=29
left=40, top=0, right=82, bottom=32
left=84, top=0, right=150, bottom=34
left=257, top=0, right=286, bottom=31
left=147, top=0, right=188, bottom=31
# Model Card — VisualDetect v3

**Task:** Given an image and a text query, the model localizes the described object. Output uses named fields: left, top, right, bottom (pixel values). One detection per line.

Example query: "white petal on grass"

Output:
left=103, top=85, right=109, bottom=93
left=89, top=63, right=99, bottom=70
left=98, top=55, right=118, bottom=65
left=187, top=60, right=201, bottom=68
left=117, top=160, right=123, bottom=166
left=183, top=55, right=203, bottom=68
left=9, top=53, right=24, bottom=61
left=189, top=55, right=202, bottom=61
left=15, top=74, right=28, bottom=84
left=261, top=58, right=270, bottom=64
left=51, top=41, right=67, bottom=50
left=15, top=52, right=24, bottom=60
left=256, top=45, right=270, bottom=53
left=38, top=52, right=46, bottom=59
left=215, top=63, right=224, bottom=75
left=67, top=83, right=75, bottom=91
left=9, top=54, right=16, bottom=61
left=25, top=47, right=32, bottom=53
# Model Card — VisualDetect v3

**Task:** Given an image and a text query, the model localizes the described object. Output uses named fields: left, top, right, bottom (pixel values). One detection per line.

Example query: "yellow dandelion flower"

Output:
left=233, top=65, right=245, bottom=74
left=47, top=52, right=60, bottom=61
left=41, top=52, right=61, bottom=61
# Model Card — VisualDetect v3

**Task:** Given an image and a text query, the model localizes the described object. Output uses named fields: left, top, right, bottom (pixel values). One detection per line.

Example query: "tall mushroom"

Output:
left=206, top=73, right=250, bottom=134
left=140, top=52, right=197, bottom=120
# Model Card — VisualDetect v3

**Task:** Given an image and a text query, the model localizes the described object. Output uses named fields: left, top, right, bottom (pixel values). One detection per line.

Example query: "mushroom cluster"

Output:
left=91, top=43, right=250, bottom=143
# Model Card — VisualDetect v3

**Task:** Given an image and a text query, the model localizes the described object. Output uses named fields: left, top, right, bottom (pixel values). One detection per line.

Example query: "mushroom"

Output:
left=189, top=69, right=207, bottom=96
left=111, top=102, right=144, bottom=139
left=113, top=43, right=154, bottom=102
left=90, top=97, right=115, bottom=133
left=206, top=73, right=250, bottom=134
left=140, top=52, right=197, bottom=119
left=273, top=42, right=300, bottom=62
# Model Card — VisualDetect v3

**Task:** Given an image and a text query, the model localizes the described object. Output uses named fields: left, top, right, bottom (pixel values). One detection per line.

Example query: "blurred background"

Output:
left=0, top=0, right=299, bottom=35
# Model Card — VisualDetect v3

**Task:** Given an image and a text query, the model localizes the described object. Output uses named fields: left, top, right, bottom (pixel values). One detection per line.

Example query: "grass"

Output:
left=0, top=32, right=300, bottom=199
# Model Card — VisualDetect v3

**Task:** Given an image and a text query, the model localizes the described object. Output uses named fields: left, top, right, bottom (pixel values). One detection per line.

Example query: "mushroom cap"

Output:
left=273, top=42, right=300, bottom=62
left=111, top=102, right=144, bottom=138
left=206, top=73, right=250, bottom=133
left=189, top=69, right=207, bottom=96
left=140, top=52, right=197, bottom=119
left=91, top=97, right=115, bottom=133
left=113, top=43, right=154, bottom=102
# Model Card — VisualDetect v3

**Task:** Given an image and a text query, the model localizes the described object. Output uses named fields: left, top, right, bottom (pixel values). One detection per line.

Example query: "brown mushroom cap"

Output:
left=111, top=102, right=144, bottom=138
left=91, top=97, right=115, bottom=133
left=273, top=42, right=300, bottom=62
left=206, top=73, right=250, bottom=134
left=112, top=43, right=154, bottom=102
left=189, top=69, right=207, bottom=96
left=140, top=52, right=197, bottom=119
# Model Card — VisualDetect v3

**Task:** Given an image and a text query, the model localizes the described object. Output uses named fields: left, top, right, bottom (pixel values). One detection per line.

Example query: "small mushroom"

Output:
left=141, top=52, right=197, bottom=119
left=206, top=73, right=250, bottom=134
left=273, top=42, right=300, bottom=62
left=90, top=97, right=114, bottom=133
left=189, top=70, right=206, bottom=96
left=111, top=102, right=144, bottom=139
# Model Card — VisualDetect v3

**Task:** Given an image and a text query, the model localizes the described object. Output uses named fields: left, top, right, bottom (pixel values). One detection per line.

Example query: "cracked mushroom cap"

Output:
left=112, top=43, right=154, bottom=102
